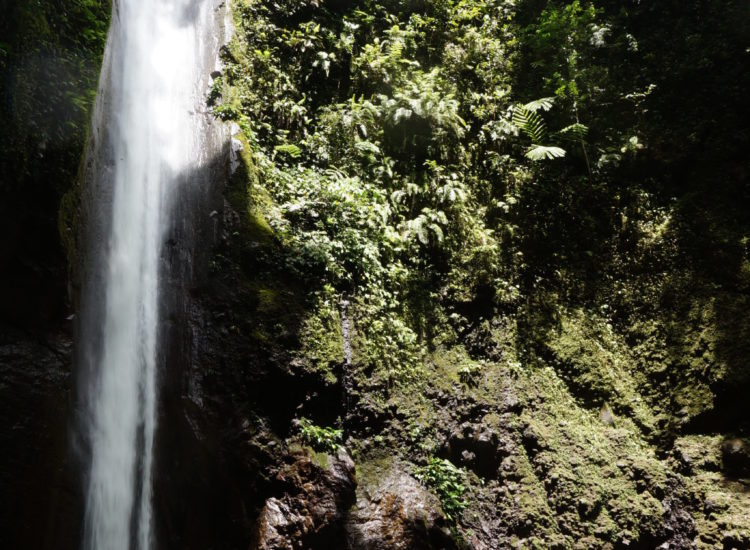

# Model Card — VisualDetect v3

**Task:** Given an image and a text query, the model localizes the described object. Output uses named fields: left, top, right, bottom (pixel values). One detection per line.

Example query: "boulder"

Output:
left=346, top=460, right=456, bottom=550
left=255, top=447, right=356, bottom=549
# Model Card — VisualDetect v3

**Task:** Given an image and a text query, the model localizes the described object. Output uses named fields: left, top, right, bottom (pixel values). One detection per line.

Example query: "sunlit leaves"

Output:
left=416, top=458, right=468, bottom=523
left=405, top=208, right=448, bottom=245
left=298, top=418, right=342, bottom=453
left=523, top=96, right=556, bottom=112
left=312, top=51, right=336, bottom=77
left=511, top=98, right=569, bottom=161
left=354, top=140, right=380, bottom=155
left=381, top=70, right=467, bottom=140
left=525, top=145, right=566, bottom=161
left=274, top=143, right=302, bottom=158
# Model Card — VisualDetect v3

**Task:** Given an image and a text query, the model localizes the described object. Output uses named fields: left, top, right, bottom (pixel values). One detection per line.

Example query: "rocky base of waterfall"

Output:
left=254, top=447, right=355, bottom=548
left=345, top=459, right=456, bottom=550
left=251, top=447, right=456, bottom=550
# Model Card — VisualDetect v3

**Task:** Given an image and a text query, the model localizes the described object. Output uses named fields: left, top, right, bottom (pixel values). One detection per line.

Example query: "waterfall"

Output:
left=77, top=1, right=228, bottom=549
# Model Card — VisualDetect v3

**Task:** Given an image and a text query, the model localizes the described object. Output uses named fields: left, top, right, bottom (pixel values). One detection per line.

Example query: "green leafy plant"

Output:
left=458, top=363, right=482, bottom=387
left=556, top=122, right=589, bottom=142
left=379, top=69, right=466, bottom=160
left=299, top=418, right=343, bottom=453
left=274, top=143, right=302, bottom=159
left=512, top=98, right=566, bottom=160
left=213, top=103, right=241, bottom=121
left=416, top=457, right=468, bottom=523
left=404, top=208, right=447, bottom=245
left=358, top=312, right=422, bottom=386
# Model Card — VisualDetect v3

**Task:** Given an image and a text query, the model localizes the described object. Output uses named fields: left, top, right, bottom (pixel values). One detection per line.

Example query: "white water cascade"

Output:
left=78, top=1, right=228, bottom=549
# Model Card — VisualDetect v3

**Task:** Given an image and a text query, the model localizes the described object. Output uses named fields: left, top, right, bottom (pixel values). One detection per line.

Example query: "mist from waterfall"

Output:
left=80, top=1, right=227, bottom=549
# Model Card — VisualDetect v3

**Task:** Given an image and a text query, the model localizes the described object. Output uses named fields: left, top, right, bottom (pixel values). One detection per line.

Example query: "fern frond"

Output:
left=494, top=119, right=519, bottom=137
left=513, top=106, right=547, bottom=143
left=274, top=144, right=302, bottom=158
left=556, top=123, right=589, bottom=142
left=405, top=182, right=420, bottom=196
left=324, top=168, right=348, bottom=181
left=394, top=107, right=413, bottom=122
left=391, top=189, right=407, bottom=203
left=355, top=141, right=381, bottom=155
left=429, top=224, right=444, bottom=242
left=415, top=223, right=429, bottom=245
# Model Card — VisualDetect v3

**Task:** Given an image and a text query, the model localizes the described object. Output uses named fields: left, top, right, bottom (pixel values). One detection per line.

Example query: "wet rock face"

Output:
left=255, top=448, right=356, bottom=549
left=445, top=419, right=507, bottom=479
left=0, top=325, right=82, bottom=550
left=346, top=461, right=456, bottom=550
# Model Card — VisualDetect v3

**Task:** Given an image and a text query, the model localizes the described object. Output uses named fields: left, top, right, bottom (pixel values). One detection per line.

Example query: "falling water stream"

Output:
left=78, top=1, right=228, bottom=548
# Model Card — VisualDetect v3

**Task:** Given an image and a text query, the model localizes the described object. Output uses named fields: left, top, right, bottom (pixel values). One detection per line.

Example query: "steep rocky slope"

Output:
left=183, top=0, right=750, bottom=547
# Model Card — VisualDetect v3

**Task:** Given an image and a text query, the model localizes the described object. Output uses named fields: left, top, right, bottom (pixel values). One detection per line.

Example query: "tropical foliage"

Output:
left=415, top=457, right=468, bottom=523
left=218, top=0, right=750, bottom=395
left=299, top=417, right=343, bottom=454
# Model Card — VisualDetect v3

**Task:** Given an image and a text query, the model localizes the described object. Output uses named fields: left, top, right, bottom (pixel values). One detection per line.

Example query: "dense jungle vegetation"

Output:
left=216, top=0, right=750, bottom=428
left=1, top=0, right=749, bottom=548
left=211, top=0, right=750, bottom=546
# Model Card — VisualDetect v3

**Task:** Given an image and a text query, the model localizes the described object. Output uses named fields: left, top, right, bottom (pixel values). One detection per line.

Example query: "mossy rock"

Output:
left=297, top=292, right=345, bottom=384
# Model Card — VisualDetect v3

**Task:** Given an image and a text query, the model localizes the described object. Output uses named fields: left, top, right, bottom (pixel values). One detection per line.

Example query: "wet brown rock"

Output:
left=346, top=460, right=456, bottom=550
left=255, top=447, right=356, bottom=549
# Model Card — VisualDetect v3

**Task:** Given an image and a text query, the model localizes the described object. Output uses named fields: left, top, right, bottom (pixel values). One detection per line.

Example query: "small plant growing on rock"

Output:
left=458, top=363, right=482, bottom=387
left=298, top=417, right=343, bottom=454
left=416, top=457, right=468, bottom=523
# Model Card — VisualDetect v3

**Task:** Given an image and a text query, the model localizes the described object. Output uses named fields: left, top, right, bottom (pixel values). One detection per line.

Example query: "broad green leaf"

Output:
left=525, top=145, right=566, bottom=161
left=523, top=97, right=555, bottom=112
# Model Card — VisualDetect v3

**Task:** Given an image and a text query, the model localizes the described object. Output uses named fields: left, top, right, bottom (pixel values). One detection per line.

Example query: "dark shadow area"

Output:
left=0, top=0, right=109, bottom=330
left=0, top=323, right=84, bottom=550
left=509, top=0, right=750, bottom=447
left=0, top=3, right=108, bottom=547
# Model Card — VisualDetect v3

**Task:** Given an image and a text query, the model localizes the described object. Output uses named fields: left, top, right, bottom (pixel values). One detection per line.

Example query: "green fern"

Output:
left=512, top=106, right=548, bottom=143
left=354, top=140, right=380, bottom=155
left=556, top=122, right=589, bottom=142
left=416, top=458, right=467, bottom=523
left=299, top=418, right=342, bottom=453
left=512, top=97, right=569, bottom=161
left=406, top=208, right=447, bottom=245
left=390, top=182, right=420, bottom=204
left=274, top=144, right=302, bottom=158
